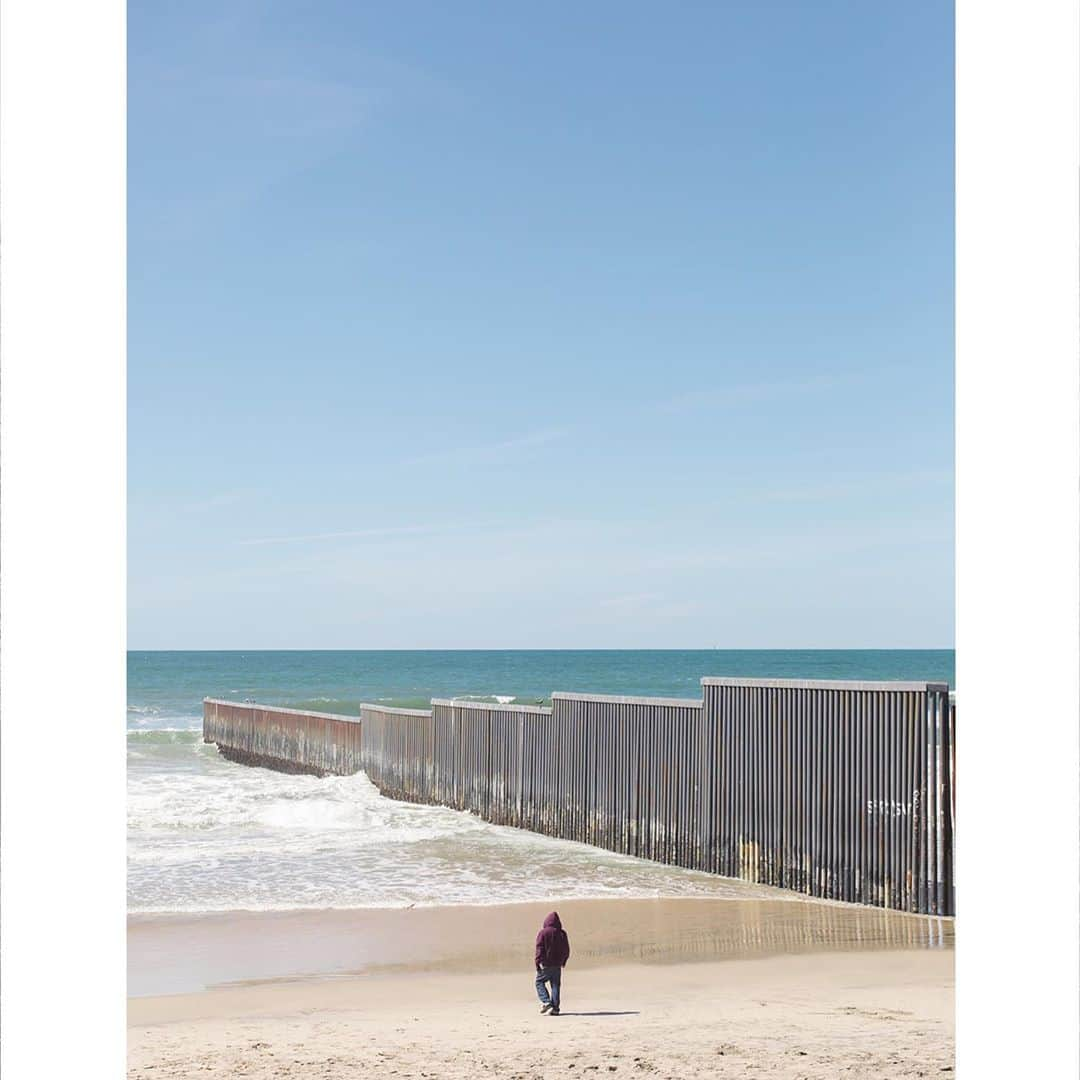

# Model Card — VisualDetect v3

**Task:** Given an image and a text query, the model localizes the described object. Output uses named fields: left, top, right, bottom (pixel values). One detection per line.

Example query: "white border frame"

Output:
left=1, top=2, right=1078, bottom=1075
left=956, top=1, right=1079, bottom=1075
left=1, top=1, right=127, bottom=1076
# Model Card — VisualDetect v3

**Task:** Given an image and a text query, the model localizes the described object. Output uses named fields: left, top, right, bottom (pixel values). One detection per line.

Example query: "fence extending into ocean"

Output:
left=203, top=678, right=956, bottom=916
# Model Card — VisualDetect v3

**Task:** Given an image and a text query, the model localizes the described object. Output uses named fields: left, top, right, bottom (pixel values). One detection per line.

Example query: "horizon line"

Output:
left=127, top=645, right=956, bottom=653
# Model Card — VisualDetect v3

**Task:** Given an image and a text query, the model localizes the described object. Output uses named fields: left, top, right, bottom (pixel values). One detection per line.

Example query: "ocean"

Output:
left=128, top=649, right=954, bottom=914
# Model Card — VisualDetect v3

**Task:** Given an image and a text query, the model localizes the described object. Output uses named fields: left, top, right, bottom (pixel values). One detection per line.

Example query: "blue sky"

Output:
left=128, top=2, right=954, bottom=649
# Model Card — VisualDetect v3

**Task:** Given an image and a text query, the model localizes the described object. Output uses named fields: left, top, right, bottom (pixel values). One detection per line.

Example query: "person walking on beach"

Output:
left=534, top=911, right=570, bottom=1016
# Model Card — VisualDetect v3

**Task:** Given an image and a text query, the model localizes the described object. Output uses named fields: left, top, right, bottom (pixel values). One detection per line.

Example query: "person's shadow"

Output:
left=552, top=1011, right=639, bottom=1017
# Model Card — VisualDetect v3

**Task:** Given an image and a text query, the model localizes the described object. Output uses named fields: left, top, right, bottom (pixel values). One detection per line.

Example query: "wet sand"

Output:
left=129, top=898, right=953, bottom=1077
left=128, top=897, right=953, bottom=996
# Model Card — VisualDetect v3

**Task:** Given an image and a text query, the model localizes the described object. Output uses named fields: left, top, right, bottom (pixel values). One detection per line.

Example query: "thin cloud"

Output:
left=237, top=524, right=442, bottom=547
left=185, top=491, right=251, bottom=513
left=128, top=490, right=259, bottom=514
left=658, top=367, right=903, bottom=414
left=236, top=514, right=598, bottom=550
left=754, top=468, right=954, bottom=503
left=399, top=428, right=568, bottom=467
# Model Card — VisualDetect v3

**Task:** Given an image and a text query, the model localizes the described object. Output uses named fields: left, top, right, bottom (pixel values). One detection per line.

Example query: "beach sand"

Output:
left=128, top=899, right=954, bottom=1079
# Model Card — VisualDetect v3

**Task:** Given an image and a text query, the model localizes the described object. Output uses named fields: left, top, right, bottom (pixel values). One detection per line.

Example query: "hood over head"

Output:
left=543, top=911, right=562, bottom=930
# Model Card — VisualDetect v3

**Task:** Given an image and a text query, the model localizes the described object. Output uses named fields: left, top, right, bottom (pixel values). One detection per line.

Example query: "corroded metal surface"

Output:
left=359, top=703, right=435, bottom=804
left=202, top=698, right=363, bottom=776
left=700, top=680, right=956, bottom=914
left=203, top=680, right=956, bottom=916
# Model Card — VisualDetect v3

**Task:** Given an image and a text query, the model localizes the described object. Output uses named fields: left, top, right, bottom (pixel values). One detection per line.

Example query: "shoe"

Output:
left=549, top=1008, right=560, bottom=1016
left=540, top=1003, right=552, bottom=1014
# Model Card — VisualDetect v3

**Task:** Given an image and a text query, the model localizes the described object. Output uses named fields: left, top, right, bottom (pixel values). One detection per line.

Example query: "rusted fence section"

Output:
left=358, top=703, right=435, bottom=801
left=701, top=679, right=955, bottom=916
left=204, top=679, right=956, bottom=915
left=548, top=694, right=707, bottom=867
left=202, top=698, right=363, bottom=777
left=358, top=681, right=955, bottom=916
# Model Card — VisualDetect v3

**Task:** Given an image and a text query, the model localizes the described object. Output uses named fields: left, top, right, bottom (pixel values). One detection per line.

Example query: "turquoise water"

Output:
left=127, top=650, right=953, bottom=913
left=128, top=649, right=954, bottom=722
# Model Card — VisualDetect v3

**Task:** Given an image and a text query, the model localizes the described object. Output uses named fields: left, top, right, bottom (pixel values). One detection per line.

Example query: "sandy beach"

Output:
left=129, top=898, right=953, bottom=1078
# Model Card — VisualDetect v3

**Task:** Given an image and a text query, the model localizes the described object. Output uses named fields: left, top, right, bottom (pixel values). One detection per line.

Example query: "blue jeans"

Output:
left=535, top=965, right=562, bottom=1009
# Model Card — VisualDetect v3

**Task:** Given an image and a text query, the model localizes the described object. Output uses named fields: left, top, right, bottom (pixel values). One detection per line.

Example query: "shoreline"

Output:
left=129, top=896, right=953, bottom=999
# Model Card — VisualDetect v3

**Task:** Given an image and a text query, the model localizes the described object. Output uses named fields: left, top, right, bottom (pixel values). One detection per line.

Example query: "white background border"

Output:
left=956, top=0, right=1079, bottom=1075
left=1, top=1, right=127, bottom=1076
left=2, top=1, right=1079, bottom=1075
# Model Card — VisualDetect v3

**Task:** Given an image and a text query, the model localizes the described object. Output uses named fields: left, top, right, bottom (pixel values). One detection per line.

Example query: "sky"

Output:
left=128, top=1, right=954, bottom=650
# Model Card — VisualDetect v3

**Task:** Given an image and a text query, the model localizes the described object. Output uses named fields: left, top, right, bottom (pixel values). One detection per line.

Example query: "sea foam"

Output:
left=127, top=726, right=776, bottom=914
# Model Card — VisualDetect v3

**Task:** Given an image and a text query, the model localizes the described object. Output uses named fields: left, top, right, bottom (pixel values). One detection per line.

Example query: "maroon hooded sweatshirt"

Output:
left=535, top=911, right=571, bottom=969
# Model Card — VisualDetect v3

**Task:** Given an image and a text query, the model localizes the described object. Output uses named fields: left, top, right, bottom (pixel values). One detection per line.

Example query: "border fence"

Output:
left=202, top=698, right=364, bottom=776
left=204, top=678, right=955, bottom=915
